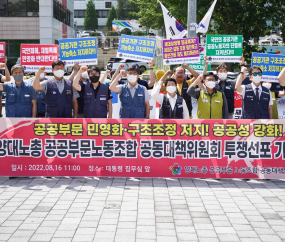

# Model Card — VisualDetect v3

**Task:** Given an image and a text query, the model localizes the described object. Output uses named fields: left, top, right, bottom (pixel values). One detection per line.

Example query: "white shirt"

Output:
left=237, top=83, right=273, bottom=106
left=151, top=83, right=190, bottom=119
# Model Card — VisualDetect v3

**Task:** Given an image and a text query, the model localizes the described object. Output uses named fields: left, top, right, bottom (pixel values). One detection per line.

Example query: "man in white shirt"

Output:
left=235, top=66, right=273, bottom=119
left=151, top=75, right=189, bottom=119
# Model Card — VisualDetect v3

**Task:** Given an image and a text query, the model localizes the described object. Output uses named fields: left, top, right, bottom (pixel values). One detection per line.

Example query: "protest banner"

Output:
left=117, top=35, right=156, bottom=62
left=59, top=38, right=97, bottom=66
left=20, top=44, right=58, bottom=72
left=206, top=35, right=243, bottom=62
left=251, top=52, right=285, bottom=83
left=163, top=38, right=200, bottom=65
left=1, top=118, right=285, bottom=179
left=182, top=54, right=211, bottom=75
left=0, top=42, right=5, bottom=65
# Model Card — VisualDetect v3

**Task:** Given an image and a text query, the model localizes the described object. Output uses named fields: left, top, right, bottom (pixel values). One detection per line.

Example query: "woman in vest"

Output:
left=187, top=73, right=229, bottom=119
left=151, top=76, right=189, bottom=119
left=262, top=82, right=285, bottom=119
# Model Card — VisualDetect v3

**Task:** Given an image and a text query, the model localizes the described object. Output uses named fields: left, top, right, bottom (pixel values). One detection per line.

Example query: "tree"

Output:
left=106, top=31, right=119, bottom=36
left=133, top=31, right=145, bottom=36
left=105, top=6, right=116, bottom=31
left=84, top=0, right=98, bottom=30
left=116, top=0, right=139, bottom=20
left=121, top=28, right=132, bottom=35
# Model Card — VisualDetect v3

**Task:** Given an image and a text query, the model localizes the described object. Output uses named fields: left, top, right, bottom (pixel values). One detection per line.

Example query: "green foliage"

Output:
left=116, top=0, right=139, bottom=19
left=89, top=32, right=101, bottom=36
left=84, top=0, right=98, bottom=30
left=106, top=31, right=119, bottom=36
left=133, top=31, right=145, bottom=36
left=105, top=6, right=116, bottom=31
left=281, top=23, right=285, bottom=42
left=120, top=28, right=132, bottom=35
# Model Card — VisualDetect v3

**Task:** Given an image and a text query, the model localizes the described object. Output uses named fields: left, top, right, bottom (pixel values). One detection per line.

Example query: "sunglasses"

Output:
left=252, top=72, right=262, bottom=76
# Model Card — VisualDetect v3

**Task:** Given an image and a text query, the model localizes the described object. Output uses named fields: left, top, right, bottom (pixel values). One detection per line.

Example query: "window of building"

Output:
left=96, top=10, right=109, bottom=18
left=74, top=10, right=85, bottom=18
left=0, top=0, right=39, bottom=17
left=53, top=0, right=71, bottom=27
left=105, top=2, right=111, bottom=8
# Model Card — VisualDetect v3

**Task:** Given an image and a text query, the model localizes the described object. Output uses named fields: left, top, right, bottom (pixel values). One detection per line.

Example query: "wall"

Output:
left=97, top=48, right=118, bottom=68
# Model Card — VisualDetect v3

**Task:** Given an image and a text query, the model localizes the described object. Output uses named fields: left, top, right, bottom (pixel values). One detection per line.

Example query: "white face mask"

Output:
left=54, top=69, right=64, bottom=78
left=166, top=86, right=177, bottom=93
left=40, top=73, right=45, bottom=80
left=252, top=75, right=262, bottom=84
left=262, top=83, right=272, bottom=90
left=205, top=81, right=216, bottom=89
left=81, top=71, right=89, bottom=79
left=128, top=75, right=137, bottom=83
left=218, top=73, right=227, bottom=81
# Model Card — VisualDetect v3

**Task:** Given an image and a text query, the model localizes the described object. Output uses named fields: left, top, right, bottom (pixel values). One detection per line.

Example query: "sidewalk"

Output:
left=0, top=177, right=285, bottom=242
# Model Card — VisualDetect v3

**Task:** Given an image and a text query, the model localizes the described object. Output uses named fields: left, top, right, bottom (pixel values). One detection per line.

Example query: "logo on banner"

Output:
left=165, top=60, right=169, bottom=64
left=119, top=53, right=123, bottom=57
left=169, top=163, right=182, bottom=175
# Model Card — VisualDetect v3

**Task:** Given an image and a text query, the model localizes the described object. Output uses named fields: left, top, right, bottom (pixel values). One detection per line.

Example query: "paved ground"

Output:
left=1, top=177, right=285, bottom=242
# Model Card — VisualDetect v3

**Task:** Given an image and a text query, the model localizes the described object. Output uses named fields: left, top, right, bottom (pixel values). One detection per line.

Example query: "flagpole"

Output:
left=187, top=0, right=197, bottom=38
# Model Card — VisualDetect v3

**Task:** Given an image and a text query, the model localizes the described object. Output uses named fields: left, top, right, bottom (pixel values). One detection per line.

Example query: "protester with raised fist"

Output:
left=73, top=65, right=113, bottom=118
left=235, top=66, right=273, bottom=119
left=33, top=60, right=79, bottom=118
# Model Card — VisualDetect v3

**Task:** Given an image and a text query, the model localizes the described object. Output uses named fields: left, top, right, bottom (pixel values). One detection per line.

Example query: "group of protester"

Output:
left=0, top=55, right=285, bottom=120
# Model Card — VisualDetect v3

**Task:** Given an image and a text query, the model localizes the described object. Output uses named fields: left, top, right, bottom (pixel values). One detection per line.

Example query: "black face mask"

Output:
left=90, top=76, right=100, bottom=83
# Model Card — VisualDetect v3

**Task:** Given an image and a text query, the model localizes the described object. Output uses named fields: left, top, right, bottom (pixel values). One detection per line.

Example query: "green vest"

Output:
left=197, top=89, right=223, bottom=119
left=271, top=91, right=279, bottom=119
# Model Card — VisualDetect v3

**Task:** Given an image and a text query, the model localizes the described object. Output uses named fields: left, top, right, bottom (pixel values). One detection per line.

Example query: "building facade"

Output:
left=0, top=0, right=75, bottom=64
left=74, top=0, right=118, bottom=32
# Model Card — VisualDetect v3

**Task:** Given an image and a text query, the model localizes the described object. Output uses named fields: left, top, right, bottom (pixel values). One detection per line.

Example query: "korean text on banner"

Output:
left=20, top=44, right=58, bottom=72
left=59, top=38, right=97, bottom=66
left=251, top=52, right=285, bottom=83
left=206, top=35, right=243, bottom=62
left=0, top=42, right=5, bottom=64
left=2, top=118, right=285, bottom=179
left=183, top=54, right=211, bottom=75
left=117, top=35, right=156, bottom=62
left=163, top=38, right=200, bottom=65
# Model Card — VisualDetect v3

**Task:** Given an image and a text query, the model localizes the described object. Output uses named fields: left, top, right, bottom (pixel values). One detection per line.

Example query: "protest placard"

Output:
left=251, top=52, right=285, bottom=83
left=117, top=35, right=156, bottom=62
left=163, top=38, right=200, bottom=65
left=59, top=38, right=97, bottom=66
left=20, top=44, right=58, bottom=72
left=206, top=35, right=243, bottom=62
left=0, top=42, right=5, bottom=65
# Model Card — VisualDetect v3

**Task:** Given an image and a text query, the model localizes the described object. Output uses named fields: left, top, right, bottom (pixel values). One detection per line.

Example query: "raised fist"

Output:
left=120, top=70, right=126, bottom=76
left=80, top=65, right=88, bottom=73
left=38, top=66, right=46, bottom=73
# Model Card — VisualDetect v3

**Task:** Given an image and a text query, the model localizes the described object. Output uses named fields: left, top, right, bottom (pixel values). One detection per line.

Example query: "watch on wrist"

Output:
left=240, top=64, right=245, bottom=67
left=239, top=72, right=244, bottom=75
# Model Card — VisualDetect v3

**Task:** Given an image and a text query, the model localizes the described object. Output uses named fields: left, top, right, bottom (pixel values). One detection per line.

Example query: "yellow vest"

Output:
left=271, top=91, right=279, bottom=119
left=197, top=89, right=223, bottom=119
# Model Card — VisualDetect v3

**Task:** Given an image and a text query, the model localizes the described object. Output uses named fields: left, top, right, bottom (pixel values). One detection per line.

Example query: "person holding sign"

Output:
left=173, top=64, right=200, bottom=118
left=110, top=65, right=150, bottom=119
left=187, top=73, right=229, bottom=119
left=151, top=71, right=189, bottom=119
left=73, top=66, right=113, bottom=118
left=235, top=66, right=273, bottom=119
left=0, top=56, right=11, bottom=117
left=33, top=60, right=80, bottom=118
left=262, top=82, right=285, bottom=119
left=0, top=64, right=37, bottom=118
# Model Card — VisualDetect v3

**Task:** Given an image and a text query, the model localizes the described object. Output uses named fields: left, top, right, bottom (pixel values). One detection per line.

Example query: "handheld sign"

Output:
left=117, top=35, right=156, bottom=62
left=251, top=52, right=285, bottom=83
left=206, top=35, right=243, bottom=62
left=182, top=54, right=211, bottom=75
left=59, top=38, right=97, bottom=66
left=163, top=38, right=200, bottom=65
left=20, top=44, right=58, bottom=72
left=0, top=42, right=5, bottom=65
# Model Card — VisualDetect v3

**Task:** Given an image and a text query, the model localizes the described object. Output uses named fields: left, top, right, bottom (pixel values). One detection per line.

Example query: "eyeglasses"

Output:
left=176, top=72, right=184, bottom=75
left=252, top=72, right=262, bottom=76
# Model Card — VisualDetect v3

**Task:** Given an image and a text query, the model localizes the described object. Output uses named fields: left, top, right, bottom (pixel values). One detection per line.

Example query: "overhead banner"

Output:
left=206, top=35, right=243, bottom=62
left=20, top=44, right=58, bottom=72
left=0, top=42, right=5, bottom=64
left=59, top=38, right=97, bottom=66
left=183, top=54, right=211, bottom=75
left=117, top=35, right=156, bottom=62
left=251, top=52, right=285, bottom=83
left=1, top=118, right=285, bottom=179
left=163, top=38, right=200, bottom=65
